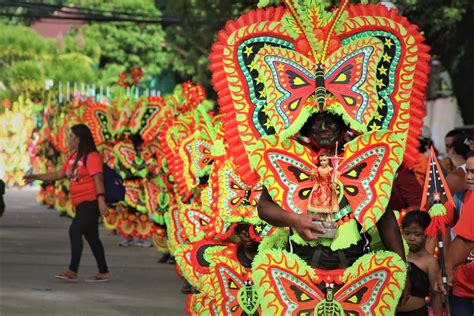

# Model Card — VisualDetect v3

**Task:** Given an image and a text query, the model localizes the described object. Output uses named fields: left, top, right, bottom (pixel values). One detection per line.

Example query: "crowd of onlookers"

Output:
left=396, top=128, right=473, bottom=315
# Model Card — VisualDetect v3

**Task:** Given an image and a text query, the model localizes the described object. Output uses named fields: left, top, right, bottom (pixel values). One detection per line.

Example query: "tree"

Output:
left=395, top=0, right=474, bottom=124
left=64, top=0, right=175, bottom=87
left=0, top=23, right=97, bottom=102
left=158, top=0, right=256, bottom=94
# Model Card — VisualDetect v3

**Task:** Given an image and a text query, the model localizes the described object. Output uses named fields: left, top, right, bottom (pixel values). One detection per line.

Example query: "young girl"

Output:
left=397, top=211, right=443, bottom=316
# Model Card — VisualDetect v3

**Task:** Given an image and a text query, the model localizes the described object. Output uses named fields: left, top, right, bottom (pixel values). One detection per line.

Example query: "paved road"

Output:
left=0, top=188, right=187, bottom=316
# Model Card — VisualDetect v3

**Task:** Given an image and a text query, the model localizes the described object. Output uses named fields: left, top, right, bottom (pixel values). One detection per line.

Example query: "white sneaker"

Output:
left=119, top=238, right=132, bottom=247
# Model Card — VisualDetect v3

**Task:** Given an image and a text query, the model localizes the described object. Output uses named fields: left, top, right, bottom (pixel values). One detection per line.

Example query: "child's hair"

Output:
left=401, top=210, right=431, bottom=230
left=319, top=152, right=330, bottom=158
left=318, top=152, right=331, bottom=165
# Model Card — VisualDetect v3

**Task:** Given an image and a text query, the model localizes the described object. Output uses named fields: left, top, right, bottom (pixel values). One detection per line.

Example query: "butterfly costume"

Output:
left=209, top=0, right=430, bottom=314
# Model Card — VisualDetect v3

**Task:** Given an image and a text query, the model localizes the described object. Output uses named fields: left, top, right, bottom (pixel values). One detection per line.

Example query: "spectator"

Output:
left=397, top=211, right=443, bottom=316
left=410, top=137, right=431, bottom=187
left=440, top=129, right=466, bottom=175
left=446, top=133, right=470, bottom=194
left=445, top=151, right=474, bottom=315
left=24, top=124, right=111, bottom=282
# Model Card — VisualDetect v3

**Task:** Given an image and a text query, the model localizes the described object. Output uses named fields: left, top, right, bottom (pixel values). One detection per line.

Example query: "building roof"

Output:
left=30, top=8, right=85, bottom=39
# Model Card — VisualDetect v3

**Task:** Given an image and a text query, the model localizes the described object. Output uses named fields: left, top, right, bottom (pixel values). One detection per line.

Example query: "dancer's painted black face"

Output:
left=304, top=113, right=345, bottom=149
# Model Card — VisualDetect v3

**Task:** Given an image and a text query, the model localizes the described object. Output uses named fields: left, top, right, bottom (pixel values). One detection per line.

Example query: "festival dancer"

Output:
left=209, top=0, right=431, bottom=313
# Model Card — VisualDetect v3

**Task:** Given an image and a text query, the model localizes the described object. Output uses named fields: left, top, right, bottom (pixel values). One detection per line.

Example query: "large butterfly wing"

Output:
left=164, top=204, right=186, bottom=256
left=175, top=242, right=200, bottom=288
left=254, top=46, right=318, bottom=138
left=187, top=293, right=218, bottom=316
left=128, top=98, right=146, bottom=134
left=218, top=160, right=263, bottom=223
left=210, top=6, right=295, bottom=182
left=140, top=96, right=172, bottom=142
left=338, top=131, right=404, bottom=231
left=159, top=116, right=194, bottom=200
left=110, top=97, right=133, bottom=136
left=324, top=37, right=384, bottom=132
left=334, top=251, right=406, bottom=315
left=341, top=3, right=431, bottom=167
left=205, top=244, right=262, bottom=315
left=252, top=135, right=318, bottom=214
left=209, top=261, right=246, bottom=315
left=253, top=249, right=325, bottom=315
left=142, top=179, right=161, bottom=214
left=179, top=202, right=213, bottom=242
left=190, top=141, right=214, bottom=177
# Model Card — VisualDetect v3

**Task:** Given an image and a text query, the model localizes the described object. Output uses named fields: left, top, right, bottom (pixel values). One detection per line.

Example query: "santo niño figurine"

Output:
left=308, top=152, right=340, bottom=238
left=308, top=153, right=339, bottom=216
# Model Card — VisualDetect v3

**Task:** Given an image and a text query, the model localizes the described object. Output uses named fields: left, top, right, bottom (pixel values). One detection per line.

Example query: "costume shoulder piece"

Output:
left=252, top=130, right=403, bottom=231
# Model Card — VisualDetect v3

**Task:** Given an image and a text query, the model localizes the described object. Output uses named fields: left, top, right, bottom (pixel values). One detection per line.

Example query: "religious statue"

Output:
left=308, top=152, right=339, bottom=219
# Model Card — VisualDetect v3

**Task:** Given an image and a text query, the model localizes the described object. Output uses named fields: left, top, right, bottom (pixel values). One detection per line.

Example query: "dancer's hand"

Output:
left=291, top=213, right=325, bottom=241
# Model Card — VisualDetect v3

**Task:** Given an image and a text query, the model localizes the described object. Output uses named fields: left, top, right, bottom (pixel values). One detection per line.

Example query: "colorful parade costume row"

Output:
left=24, top=0, right=433, bottom=314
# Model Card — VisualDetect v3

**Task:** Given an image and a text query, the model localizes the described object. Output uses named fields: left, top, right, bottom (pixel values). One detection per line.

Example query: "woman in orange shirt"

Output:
left=24, top=124, right=111, bottom=282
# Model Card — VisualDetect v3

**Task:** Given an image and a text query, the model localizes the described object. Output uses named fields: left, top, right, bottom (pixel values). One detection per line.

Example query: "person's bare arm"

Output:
left=377, top=208, right=407, bottom=260
left=427, top=257, right=445, bottom=316
left=93, top=173, right=109, bottom=217
left=257, top=187, right=323, bottom=241
left=446, top=236, right=474, bottom=286
left=24, top=171, right=66, bottom=183
left=376, top=208, right=410, bottom=305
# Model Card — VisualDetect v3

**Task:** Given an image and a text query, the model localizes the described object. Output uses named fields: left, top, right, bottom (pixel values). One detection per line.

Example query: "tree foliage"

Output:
left=395, top=0, right=474, bottom=124
left=64, top=0, right=174, bottom=86
left=0, top=23, right=95, bottom=101
left=1, top=0, right=472, bottom=124
left=158, top=0, right=256, bottom=91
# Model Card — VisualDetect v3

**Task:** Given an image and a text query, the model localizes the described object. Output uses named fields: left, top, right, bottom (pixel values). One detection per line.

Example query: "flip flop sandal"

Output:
left=55, top=273, right=78, bottom=282
left=85, top=275, right=111, bottom=283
